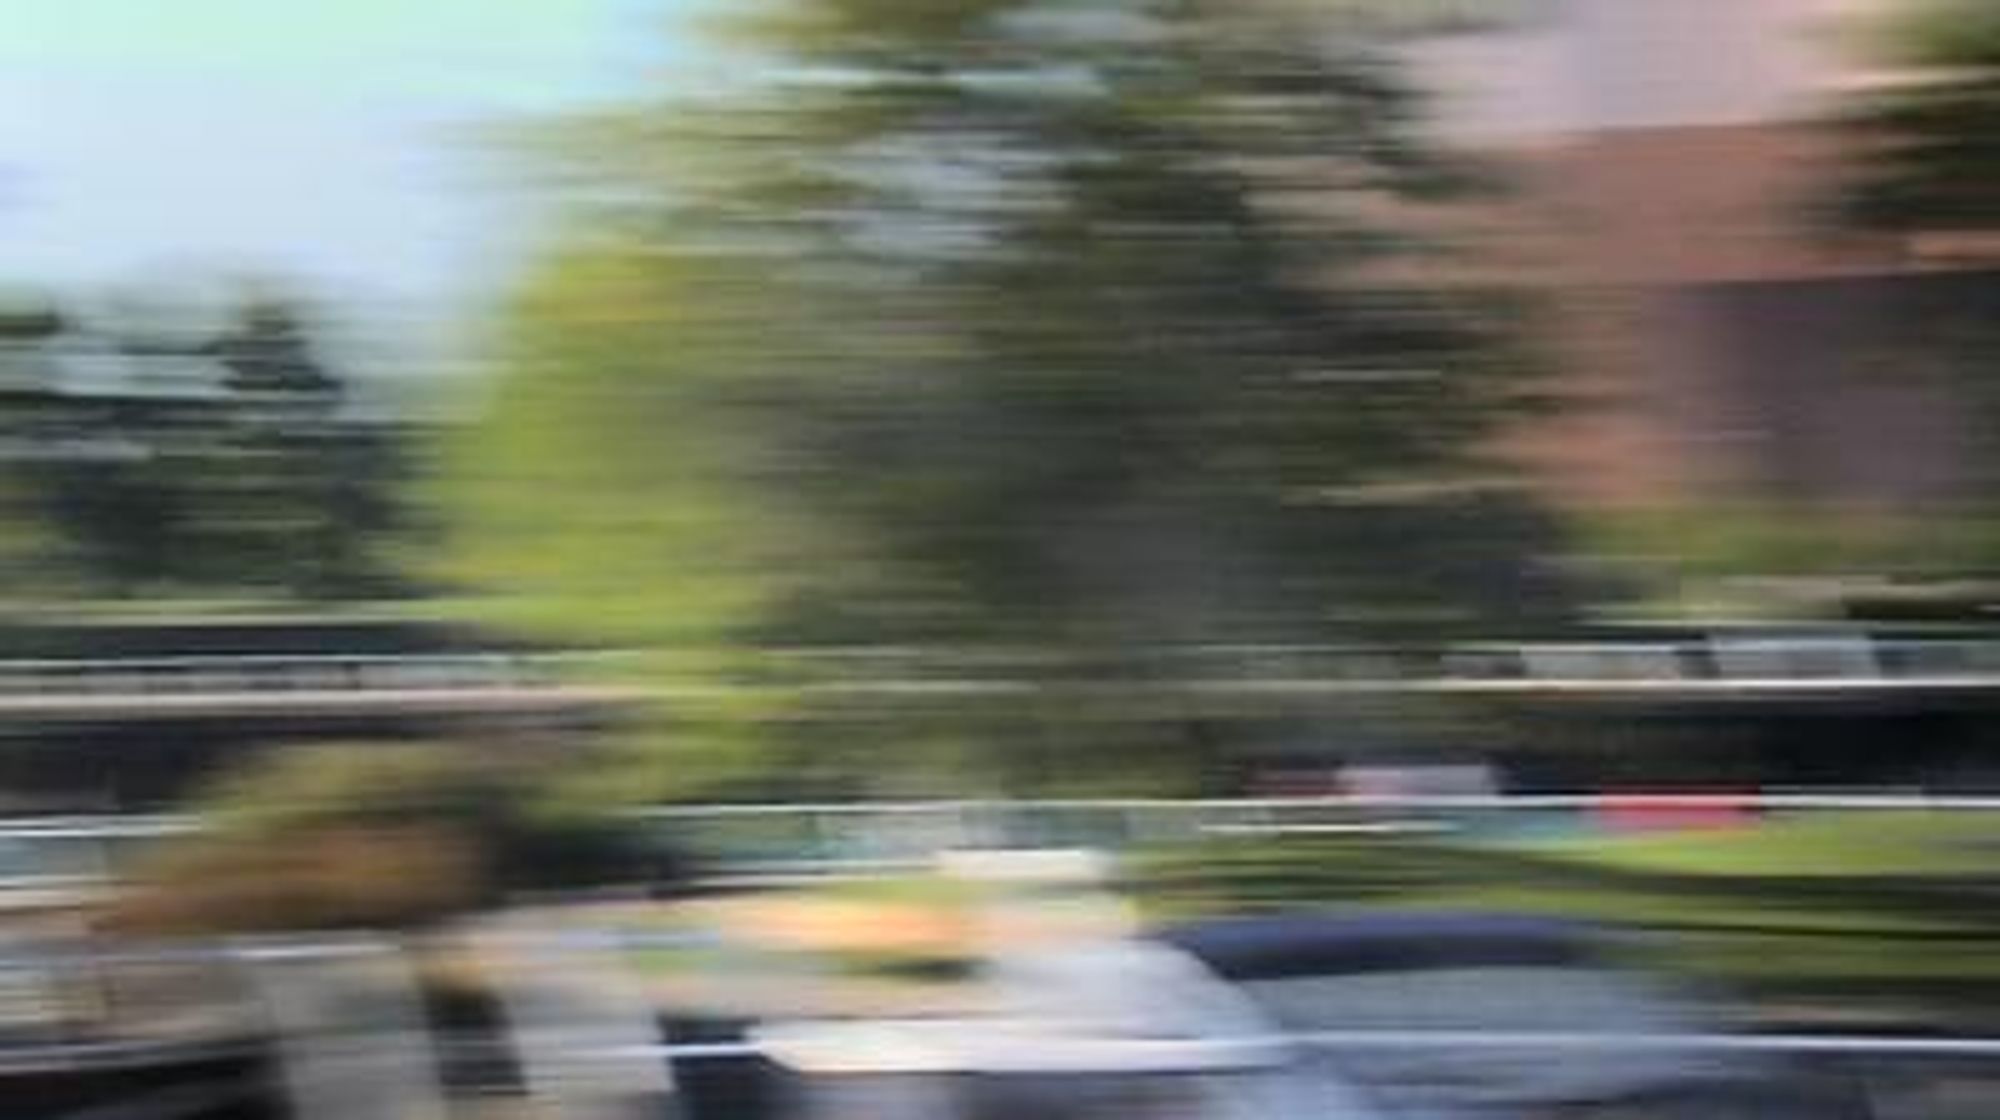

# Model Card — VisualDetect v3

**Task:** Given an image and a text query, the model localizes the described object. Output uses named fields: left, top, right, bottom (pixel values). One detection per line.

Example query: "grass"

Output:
left=1131, top=813, right=2000, bottom=1024
left=1536, top=812, right=2000, bottom=878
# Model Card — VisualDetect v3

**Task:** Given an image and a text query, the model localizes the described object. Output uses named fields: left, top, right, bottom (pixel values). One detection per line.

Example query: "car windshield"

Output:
left=1239, top=964, right=1695, bottom=1036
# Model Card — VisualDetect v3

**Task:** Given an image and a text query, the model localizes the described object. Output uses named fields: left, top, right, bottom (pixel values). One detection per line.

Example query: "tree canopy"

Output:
left=447, top=0, right=1566, bottom=791
left=1839, top=0, right=2000, bottom=236
left=1834, top=0, right=2000, bottom=500
left=0, top=283, right=414, bottom=601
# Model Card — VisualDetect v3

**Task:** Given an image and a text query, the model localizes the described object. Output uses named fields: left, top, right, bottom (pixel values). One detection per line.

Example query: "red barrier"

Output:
left=1595, top=792, right=1757, bottom=834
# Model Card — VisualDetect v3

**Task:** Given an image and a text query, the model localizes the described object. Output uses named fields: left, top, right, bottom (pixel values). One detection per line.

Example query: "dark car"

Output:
left=757, top=910, right=1872, bottom=1120
left=1155, top=910, right=1872, bottom=1119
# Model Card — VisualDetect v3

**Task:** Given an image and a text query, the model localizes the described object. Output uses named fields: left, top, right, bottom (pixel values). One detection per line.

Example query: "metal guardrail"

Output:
left=0, top=652, right=609, bottom=697
left=771, top=636, right=2000, bottom=688
left=0, top=792, right=1996, bottom=893
left=624, top=793, right=2000, bottom=871
left=3, top=636, right=2000, bottom=702
left=628, top=793, right=2000, bottom=816
left=616, top=1030, right=2000, bottom=1062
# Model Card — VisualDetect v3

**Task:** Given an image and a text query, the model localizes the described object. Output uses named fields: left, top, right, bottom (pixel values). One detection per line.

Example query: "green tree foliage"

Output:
left=1836, top=0, right=2000, bottom=492
left=450, top=0, right=1565, bottom=790
left=0, top=292, right=85, bottom=593
left=1839, top=0, right=2000, bottom=235
left=441, top=251, right=811, bottom=648
left=0, top=284, right=416, bottom=601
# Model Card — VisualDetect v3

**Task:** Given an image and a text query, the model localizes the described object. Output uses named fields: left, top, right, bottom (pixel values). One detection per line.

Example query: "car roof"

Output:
left=1156, top=911, right=1606, bottom=981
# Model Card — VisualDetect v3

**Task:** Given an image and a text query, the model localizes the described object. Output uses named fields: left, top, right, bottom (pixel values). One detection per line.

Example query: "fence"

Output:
left=6, top=634, right=2000, bottom=702
left=760, top=635, right=2000, bottom=693
left=3, top=792, right=2000, bottom=892
left=626, top=793, right=2000, bottom=876
left=0, top=652, right=612, bottom=698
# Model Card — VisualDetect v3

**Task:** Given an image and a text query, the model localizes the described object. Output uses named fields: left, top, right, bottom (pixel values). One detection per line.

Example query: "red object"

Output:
left=1595, top=791, right=1756, bottom=834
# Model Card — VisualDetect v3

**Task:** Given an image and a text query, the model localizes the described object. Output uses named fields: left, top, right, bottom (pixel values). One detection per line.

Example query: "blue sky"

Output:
left=1, top=0, right=712, bottom=362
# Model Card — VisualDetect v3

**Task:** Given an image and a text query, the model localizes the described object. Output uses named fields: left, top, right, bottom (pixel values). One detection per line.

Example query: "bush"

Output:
left=107, top=744, right=669, bottom=936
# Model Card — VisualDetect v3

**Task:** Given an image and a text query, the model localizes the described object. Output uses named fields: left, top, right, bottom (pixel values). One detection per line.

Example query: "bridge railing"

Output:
left=768, top=636, right=2000, bottom=692
left=0, top=651, right=622, bottom=698
left=2, top=635, right=2000, bottom=701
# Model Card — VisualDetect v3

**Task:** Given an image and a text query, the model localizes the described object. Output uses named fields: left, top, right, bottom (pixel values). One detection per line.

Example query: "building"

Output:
left=1394, top=0, right=1997, bottom=510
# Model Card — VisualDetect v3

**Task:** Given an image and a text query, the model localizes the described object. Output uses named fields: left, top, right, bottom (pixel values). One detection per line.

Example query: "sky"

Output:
left=1, top=0, right=1894, bottom=373
left=0, top=0, right=711, bottom=367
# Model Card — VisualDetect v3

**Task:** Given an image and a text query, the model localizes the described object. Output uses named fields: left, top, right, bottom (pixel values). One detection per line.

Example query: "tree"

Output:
left=1836, top=0, right=2000, bottom=495
left=1839, top=0, right=2000, bottom=237
left=107, top=744, right=666, bottom=936
left=450, top=0, right=1563, bottom=791
left=0, top=290, right=89, bottom=595
left=0, top=282, right=417, bottom=600
left=183, top=290, right=407, bottom=599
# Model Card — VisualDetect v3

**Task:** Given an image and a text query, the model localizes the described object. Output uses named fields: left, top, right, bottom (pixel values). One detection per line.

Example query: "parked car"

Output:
left=758, top=931, right=1382, bottom=1119
left=1153, top=910, right=1871, bottom=1118
left=757, top=909, right=1872, bottom=1119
